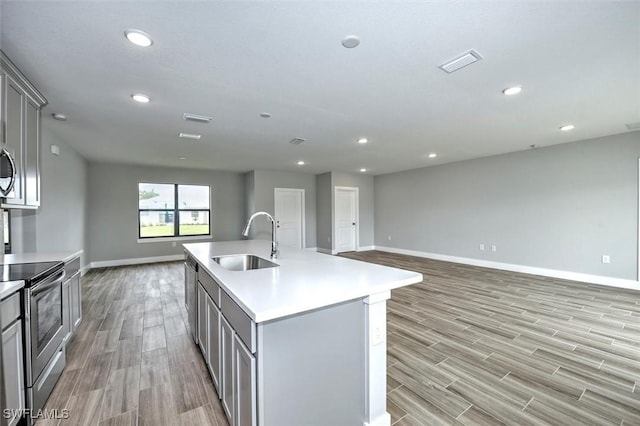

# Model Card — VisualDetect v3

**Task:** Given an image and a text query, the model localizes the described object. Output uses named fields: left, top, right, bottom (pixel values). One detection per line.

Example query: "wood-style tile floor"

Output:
left=341, top=251, right=640, bottom=426
left=38, top=252, right=640, bottom=425
left=37, top=262, right=228, bottom=426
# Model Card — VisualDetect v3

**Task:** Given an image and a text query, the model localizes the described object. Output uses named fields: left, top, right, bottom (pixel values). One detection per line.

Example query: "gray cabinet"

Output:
left=197, top=283, right=208, bottom=359
left=220, top=315, right=234, bottom=423
left=191, top=268, right=257, bottom=426
left=206, top=296, right=221, bottom=394
left=24, top=98, right=40, bottom=207
left=69, top=271, right=82, bottom=331
left=0, top=51, right=46, bottom=209
left=63, top=257, right=82, bottom=344
left=233, top=334, right=256, bottom=426
left=2, top=74, right=24, bottom=206
left=1, top=293, right=25, bottom=426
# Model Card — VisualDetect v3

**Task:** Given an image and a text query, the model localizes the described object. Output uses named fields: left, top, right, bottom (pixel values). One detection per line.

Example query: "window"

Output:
left=138, top=183, right=210, bottom=239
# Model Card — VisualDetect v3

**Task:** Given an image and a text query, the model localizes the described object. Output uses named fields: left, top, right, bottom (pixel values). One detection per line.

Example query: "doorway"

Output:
left=334, top=186, right=359, bottom=253
left=274, top=188, right=305, bottom=249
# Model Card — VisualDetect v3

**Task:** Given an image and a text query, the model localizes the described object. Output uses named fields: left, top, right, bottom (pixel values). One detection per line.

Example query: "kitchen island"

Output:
left=184, top=240, right=422, bottom=426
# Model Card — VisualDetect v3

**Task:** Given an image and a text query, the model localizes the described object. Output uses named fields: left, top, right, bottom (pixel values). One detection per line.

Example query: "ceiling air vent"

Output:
left=289, top=137, right=307, bottom=145
left=183, top=113, right=212, bottom=123
left=625, top=122, right=640, bottom=130
left=179, top=132, right=201, bottom=140
left=439, top=49, right=483, bottom=74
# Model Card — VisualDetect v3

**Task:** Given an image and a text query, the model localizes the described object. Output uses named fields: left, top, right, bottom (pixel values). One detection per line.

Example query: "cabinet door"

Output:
left=2, top=75, right=24, bottom=205
left=2, top=319, right=25, bottom=426
left=70, top=272, right=82, bottom=331
left=24, top=97, right=39, bottom=207
left=233, top=334, right=256, bottom=426
left=197, top=283, right=208, bottom=358
left=206, top=296, right=221, bottom=395
left=62, top=278, right=72, bottom=344
left=220, top=315, right=235, bottom=424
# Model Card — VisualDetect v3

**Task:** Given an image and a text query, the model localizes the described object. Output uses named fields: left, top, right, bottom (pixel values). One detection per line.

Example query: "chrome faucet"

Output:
left=242, top=211, right=278, bottom=259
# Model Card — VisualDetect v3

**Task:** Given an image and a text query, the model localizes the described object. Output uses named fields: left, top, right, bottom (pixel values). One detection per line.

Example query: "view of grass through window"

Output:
left=138, top=183, right=210, bottom=238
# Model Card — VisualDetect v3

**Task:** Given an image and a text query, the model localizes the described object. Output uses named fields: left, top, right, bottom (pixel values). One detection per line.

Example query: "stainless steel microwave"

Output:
left=0, top=144, right=17, bottom=197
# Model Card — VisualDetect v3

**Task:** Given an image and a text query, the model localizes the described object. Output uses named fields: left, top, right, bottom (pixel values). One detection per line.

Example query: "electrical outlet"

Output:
left=172, top=242, right=176, bottom=247
left=491, top=245, right=497, bottom=252
left=328, top=237, right=331, bottom=243
left=371, top=324, right=384, bottom=345
left=479, top=244, right=485, bottom=251
left=602, top=255, right=610, bottom=264
left=388, top=235, right=392, bottom=241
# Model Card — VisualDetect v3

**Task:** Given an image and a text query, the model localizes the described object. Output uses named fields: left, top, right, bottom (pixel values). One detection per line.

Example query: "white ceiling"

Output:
left=1, top=1, right=638, bottom=175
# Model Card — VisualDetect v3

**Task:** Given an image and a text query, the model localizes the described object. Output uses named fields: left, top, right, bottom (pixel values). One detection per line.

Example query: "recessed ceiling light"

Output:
left=342, top=35, right=360, bottom=49
left=357, top=138, right=368, bottom=144
left=360, top=168, right=367, bottom=173
left=52, top=113, right=67, bottom=121
left=260, top=112, right=272, bottom=119
left=297, top=161, right=305, bottom=166
left=131, top=93, right=150, bottom=103
left=125, top=29, right=153, bottom=47
left=179, top=157, right=186, bottom=160
left=428, top=153, right=437, bottom=158
left=502, top=86, right=522, bottom=96
left=179, top=133, right=201, bottom=140
left=559, top=124, right=575, bottom=131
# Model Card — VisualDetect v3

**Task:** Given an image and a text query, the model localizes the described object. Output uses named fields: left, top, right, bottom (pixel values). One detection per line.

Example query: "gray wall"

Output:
left=244, top=171, right=255, bottom=222
left=10, top=126, right=89, bottom=268
left=375, top=131, right=640, bottom=280
left=88, top=162, right=245, bottom=263
left=250, top=169, right=317, bottom=248
left=316, top=172, right=332, bottom=251
left=333, top=172, right=375, bottom=248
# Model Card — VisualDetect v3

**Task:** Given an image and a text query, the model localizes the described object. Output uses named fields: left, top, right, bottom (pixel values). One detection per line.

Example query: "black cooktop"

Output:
left=0, top=261, right=64, bottom=286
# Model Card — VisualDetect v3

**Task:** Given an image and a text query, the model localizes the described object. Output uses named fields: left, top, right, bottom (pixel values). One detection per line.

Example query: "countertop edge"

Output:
left=0, top=280, right=24, bottom=300
left=1, top=250, right=83, bottom=265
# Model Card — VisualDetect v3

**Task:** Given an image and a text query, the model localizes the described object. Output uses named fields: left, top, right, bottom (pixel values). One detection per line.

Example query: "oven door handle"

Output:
left=31, top=270, right=66, bottom=297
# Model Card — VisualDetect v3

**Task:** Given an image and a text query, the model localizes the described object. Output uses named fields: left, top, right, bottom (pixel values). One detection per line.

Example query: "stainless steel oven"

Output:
left=26, top=268, right=65, bottom=383
left=9, top=261, right=67, bottom=424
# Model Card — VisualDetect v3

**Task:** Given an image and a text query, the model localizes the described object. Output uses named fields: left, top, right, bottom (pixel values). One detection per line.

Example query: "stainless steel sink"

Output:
left=212, top=254, right=279, bottom=271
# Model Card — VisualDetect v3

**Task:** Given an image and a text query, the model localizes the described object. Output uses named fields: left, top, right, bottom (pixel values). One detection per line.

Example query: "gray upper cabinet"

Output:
left=25, top=97, right=40, bottom=207
left=0, top=51, right=47, bottom=209
left=2, top=74, right=25, bottom=205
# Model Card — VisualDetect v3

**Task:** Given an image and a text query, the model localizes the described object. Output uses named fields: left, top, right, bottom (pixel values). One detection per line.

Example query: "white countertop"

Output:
left=0, top=280, right=23, bottom=300
left=183, top=240, right=422, bottom=323
left=1, top=250, right=82, bottom=265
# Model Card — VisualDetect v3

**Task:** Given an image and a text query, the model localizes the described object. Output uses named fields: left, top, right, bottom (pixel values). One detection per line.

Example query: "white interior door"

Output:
left=335, top=187, right=358, bottom=253
left=274, top=188, right=304, bottom=250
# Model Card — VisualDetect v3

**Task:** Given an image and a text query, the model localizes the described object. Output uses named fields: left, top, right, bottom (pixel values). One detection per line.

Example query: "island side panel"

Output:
left=257, top=298, right=366, bottom=426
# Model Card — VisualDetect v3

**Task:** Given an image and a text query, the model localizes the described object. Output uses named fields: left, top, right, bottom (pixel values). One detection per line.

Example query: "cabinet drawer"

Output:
left=221, top=290, right=255, bottom=353
left=1, top=292, right=21, bottom=329
left=65, top=257, right=80, bottom=276
left=198, top=269, right=219, bottom=307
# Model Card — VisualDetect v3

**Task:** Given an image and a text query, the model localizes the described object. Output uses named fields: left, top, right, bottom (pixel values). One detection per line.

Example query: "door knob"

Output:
left=352, top=222, right=356, bottom=225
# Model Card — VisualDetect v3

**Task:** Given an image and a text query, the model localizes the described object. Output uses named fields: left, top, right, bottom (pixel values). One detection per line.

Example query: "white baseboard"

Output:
left=304, top=247, right=318, bottom=252
left=316, top=247, right=336, bottom=255
left=358, top=246, right=375, bottom=252
left=374, top=246, right=640, bottom=291
left=90, top=254, right=184, bottom=269
left=80, top=265, right=91, bottom=276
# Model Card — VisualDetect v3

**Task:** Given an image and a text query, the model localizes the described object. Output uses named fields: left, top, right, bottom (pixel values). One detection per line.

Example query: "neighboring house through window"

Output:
left=138, top=183, right=211, bottom=239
